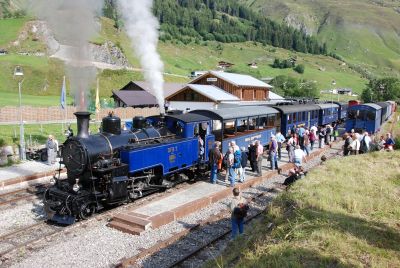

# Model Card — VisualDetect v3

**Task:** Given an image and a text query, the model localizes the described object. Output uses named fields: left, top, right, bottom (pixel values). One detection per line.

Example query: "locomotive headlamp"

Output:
left=49, top=176, right=57, bottom=186
left=73, top=179, right=80, bottom=192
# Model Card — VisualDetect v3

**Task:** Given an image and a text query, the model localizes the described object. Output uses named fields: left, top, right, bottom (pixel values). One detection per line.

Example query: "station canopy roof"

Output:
left=190, top=106, right=278, bottom=121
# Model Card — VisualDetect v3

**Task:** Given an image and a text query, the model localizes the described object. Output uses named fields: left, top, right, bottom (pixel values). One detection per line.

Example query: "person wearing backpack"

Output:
left=360, top=132, right=371, bottom=154
left=228, top=188, right=248, bottom=239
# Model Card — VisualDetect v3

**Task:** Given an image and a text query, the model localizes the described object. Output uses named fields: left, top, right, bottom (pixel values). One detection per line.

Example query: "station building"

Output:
left=112, top=71, right=282, bottom=112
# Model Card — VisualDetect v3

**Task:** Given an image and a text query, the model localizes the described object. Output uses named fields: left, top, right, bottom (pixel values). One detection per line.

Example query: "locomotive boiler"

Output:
left=44, top=111, right=179, bottom=224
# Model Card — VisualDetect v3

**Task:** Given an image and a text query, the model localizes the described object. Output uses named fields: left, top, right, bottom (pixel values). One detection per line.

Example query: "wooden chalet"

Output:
left=188, top=71, right=273, bottom=101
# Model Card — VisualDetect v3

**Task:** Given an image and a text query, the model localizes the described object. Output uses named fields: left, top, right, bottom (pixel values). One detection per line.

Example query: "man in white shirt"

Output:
left=294, top=145, right=307, bottom=168
left=275, top=132, right=285, bottom=160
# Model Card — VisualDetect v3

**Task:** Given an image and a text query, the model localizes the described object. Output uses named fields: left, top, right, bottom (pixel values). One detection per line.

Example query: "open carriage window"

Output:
left=223, top=120, right=236, bottom=136
left=258, top=116, right=268, bottom=129
left=236, top=118, right=248, bottom=132
left=267, top=115, right=275, bottom=128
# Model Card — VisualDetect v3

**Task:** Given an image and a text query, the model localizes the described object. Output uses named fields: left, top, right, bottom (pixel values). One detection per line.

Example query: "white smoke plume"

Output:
left=118, top=0, right=165, bottom=113
left=31, top=0, right=102, bottom=111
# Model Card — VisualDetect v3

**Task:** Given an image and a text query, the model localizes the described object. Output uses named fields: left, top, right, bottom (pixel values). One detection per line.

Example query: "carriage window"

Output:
left=293, top=113, right=297, bottom=122
left=267, top=115, right=275, bottom=128
left=357, top=110, right=366, bottom=120
left=302, top=112, right=306, bottom=121
left=288, top=114, right=292, bottom=124
left=258, top=116, right=268, bottom=129
left=366, top=111, right=375, bottom=121
left=236, top=118, right=248, bottom=132
left=248, top=117, right=256, bottom=130
left=223, top=120, right=236, bottom=135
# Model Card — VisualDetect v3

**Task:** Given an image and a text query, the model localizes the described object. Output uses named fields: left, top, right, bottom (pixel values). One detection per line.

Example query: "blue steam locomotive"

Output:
left=44, top=101, right=350, bottom=224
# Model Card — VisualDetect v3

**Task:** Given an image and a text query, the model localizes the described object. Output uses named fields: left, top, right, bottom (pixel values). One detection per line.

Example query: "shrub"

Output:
left=294, top=64, right=305, bottom=74
left=0, top=138, right=6, bottom=147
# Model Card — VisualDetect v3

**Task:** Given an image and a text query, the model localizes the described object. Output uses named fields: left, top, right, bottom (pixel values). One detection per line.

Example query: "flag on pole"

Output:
left=95, top=78, right=100, bottom=114
left=60, top=76, right=66, bottom=109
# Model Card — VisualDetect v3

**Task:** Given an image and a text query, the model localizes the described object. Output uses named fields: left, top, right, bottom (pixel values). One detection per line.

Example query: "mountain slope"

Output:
left=240, top=0, right=400, bottom=78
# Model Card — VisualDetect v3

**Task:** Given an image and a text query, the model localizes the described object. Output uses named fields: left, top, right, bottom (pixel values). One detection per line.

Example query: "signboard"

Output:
left=206, top=77, right=218, bottom=82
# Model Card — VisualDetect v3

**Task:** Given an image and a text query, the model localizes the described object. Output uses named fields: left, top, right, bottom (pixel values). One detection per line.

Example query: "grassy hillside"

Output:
left=208, top=150, right=400, bottom=267
left=0, top=16, right=368, bottom=107
left=240, top=0, right=400, bottom=78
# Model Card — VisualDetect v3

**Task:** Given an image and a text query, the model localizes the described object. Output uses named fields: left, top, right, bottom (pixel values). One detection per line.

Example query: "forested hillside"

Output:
left=239, top=0, right=400, bottom=78
left=104, top=0, right=327, bottom=55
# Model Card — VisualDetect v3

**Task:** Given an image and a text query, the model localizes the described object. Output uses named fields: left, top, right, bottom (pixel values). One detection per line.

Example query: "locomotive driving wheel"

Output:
left=79, top=203, right=96, bottom=220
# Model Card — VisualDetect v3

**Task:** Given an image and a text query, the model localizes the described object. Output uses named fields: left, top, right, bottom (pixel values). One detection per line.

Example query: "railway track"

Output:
left=0, top=181, right=196, bottom=265
left=0, top=185, right=47, bottom=207
left=0, top=222, right=62, bottom=258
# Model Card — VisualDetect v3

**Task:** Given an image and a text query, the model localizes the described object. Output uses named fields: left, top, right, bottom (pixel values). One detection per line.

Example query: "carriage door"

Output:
left=197, top=122, right=209, bottom=161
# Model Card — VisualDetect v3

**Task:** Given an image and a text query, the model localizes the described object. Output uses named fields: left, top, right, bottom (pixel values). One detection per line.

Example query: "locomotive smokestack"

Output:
left=74, top=111, right=91, bottom=139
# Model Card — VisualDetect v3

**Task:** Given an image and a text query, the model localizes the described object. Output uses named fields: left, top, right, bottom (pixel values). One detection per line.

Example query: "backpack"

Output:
left=360, top=137, right=368, bottom=152
left=326, top=127, right=331, bottom=134
left=233, top=151, right=241, bottom=168
left=233, top=203, right=249, bottom=219
left=223, top=152, right=229, bottom=167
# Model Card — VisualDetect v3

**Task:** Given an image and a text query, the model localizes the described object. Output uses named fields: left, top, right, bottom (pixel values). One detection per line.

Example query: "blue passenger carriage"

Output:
left=345, top=103, right=382, bottom=133
left=190, top=106, right=279, bottom=152
left=376, top=102, right=391, bottom=122
left=121, top=114, right=214, bottom=177
left=331, top=101, right=348, bottom=121
left=272, top=103, right=320, bottom=136
left=317, top=103, right=339, bottom=125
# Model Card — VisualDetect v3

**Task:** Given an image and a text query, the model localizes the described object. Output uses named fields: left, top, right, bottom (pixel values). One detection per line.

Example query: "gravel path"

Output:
left=4, top=143, right=343, bottom=268
left=0, top=200, right=45, bottom=237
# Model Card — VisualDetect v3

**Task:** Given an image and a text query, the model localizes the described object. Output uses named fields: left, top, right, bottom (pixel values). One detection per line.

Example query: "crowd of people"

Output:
left=210, top=124, right=397, bottom=188
left=343, top=131, right=396, bottom=155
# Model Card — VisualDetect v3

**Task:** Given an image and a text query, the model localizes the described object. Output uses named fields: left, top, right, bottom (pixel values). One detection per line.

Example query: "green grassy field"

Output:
left=207, top=150, right=400, bottom=267
left=0, top=17, right=27, bottom=47
left=0, top=17, right=370, bottom=108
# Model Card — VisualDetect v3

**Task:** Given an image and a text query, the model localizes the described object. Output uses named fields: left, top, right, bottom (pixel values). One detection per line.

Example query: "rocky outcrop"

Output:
left=90, top=41, right=130, bottom=68
left=12, top=20, right=130, bottom=69
left=284, top=13, right=317, bottom=36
